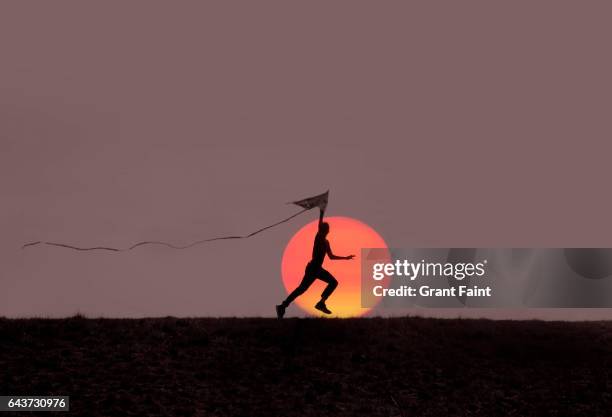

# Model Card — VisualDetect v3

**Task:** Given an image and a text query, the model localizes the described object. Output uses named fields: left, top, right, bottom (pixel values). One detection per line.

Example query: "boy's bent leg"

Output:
left=318, top=268, right=338, bottom=301
left=314, top=268, right=338, bottom=314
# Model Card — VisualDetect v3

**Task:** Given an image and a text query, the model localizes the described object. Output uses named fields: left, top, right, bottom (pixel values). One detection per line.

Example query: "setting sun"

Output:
left=281, top=216, right=388, bottom=317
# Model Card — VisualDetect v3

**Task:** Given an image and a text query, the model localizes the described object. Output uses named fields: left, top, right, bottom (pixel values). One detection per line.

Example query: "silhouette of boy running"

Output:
left=276, top=209, right=355, bottom=318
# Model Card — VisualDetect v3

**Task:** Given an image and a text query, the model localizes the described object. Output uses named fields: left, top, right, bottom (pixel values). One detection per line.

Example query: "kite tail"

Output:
left=21, top=208, right=309, bottom=252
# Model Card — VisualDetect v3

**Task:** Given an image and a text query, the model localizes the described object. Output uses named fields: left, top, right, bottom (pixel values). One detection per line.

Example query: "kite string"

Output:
left=22, top=208, right=310, bottom=252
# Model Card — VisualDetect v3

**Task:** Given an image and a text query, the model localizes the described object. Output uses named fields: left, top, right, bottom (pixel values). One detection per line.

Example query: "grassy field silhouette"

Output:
left=2, top=316, right=611, bottom=416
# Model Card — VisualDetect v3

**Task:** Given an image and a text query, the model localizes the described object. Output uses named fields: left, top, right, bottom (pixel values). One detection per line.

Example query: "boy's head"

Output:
left=319, top=222, right=330, bottom=236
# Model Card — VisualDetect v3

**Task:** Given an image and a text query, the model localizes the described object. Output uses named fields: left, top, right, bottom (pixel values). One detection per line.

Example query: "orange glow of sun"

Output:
left=281, top=216, right=388, bottom=317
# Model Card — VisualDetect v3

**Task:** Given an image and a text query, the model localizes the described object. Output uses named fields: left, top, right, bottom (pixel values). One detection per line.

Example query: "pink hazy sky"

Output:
left=2, top=1, right=612, bottom=319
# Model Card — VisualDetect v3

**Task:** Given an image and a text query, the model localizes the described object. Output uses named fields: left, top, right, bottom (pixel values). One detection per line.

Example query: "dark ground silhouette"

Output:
left=1, top=316, right=611, bottom=416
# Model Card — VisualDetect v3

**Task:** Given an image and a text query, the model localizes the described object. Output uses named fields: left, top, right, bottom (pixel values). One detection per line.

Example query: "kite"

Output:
left=22, top=190, right=329, bottom=252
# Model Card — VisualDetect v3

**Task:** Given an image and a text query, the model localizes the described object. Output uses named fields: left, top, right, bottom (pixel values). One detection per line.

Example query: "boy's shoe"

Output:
left=315, top=301, right=332, bottom=315
left=276, top=304, right=286, bottom=319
